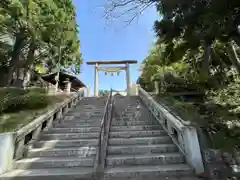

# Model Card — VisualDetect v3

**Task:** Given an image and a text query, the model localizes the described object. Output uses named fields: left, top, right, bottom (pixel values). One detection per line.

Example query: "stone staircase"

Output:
left=0, top=95, right=201, bottom=180
left=104, top=96, right=200, bottom=180
left=0, top=97, right=106, bottom=180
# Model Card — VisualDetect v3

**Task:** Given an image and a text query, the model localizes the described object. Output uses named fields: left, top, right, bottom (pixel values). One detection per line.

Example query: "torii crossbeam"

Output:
left=86, top=60, right=137, bottom=96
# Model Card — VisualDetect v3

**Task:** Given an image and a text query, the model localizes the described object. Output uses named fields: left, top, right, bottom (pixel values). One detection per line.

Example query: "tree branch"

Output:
left=104, top=0, right=155, bottom=25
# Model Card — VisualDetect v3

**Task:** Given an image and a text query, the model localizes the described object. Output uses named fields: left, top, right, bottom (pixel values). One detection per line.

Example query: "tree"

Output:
left=99, top=89, right=110, bottom=96
left=0, top=0, right=82, bottom=87
left=154, top=0, right=240, bottom=75
left=136, top=1, right=240, bottom=160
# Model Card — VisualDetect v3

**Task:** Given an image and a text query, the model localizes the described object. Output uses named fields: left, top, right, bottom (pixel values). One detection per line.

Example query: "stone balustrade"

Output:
left=0, top=87, right=87, bottom=175
left=137, top=85, right=204, bottom=174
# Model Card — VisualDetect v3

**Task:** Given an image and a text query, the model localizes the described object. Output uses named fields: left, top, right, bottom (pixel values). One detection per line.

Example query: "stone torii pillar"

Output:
left=94, top=63, right=99, bottom=97
left=125, top=63, right=130, bottom=95
left=86, top=60, right=137, bottom=96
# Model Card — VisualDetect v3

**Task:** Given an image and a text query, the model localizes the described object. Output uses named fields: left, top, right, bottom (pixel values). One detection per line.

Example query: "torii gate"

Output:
left=86, top=60, right=137, bottom=96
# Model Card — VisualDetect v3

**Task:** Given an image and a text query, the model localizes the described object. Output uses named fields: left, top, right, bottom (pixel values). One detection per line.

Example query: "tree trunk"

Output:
left=11, top=67, right=24, bottom=88
left=23, top=42, right=36, bottom=87
left=202, top=40, right=212, bottom=77
left=6, top=33, right=26, bottom=86
left=23, top=65, right=33, bottom=88
left=212, top=48, right=228, bottom=69
left=226, top=40, right=240, bottom=74
left=0, top=71, right=8, bottom=87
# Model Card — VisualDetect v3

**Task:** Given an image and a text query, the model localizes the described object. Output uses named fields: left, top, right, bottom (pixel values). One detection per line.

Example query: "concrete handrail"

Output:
left=95, top=89, right=114, bottom=177
left=0, top=87, right=87, bottom=175
left=137, top=85, right=204, bottom=174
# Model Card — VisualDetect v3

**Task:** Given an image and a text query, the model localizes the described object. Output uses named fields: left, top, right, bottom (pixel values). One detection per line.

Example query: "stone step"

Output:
left=67, top=108, right=104, bottom=112
left=107, top=144, right=178, bottom=155
left=62, top=116, right=93, bottom=120
left=76, top=107, right=105, bottom=110
left=0, top=167, right=94, bottom=180
left=114, top=117, right=155, bottom=122
left=66, top=113, right=102, bottom=117
left=104, top=164, right=194, bottom=179
left=106, top=153, right=184, bottom=166
left=83, top=97, right=106, bottom=100
left=81, top=103, right=106, bottom=106
left=54, top=119, right=101, bottom=125
left=80, top=100, right=106, bottom=103
left=123, top=111, right=141, bottom=114
left=60, top=119, right=101, bottom=124
left=103, top=176, right=200, bottom=180
left=68, top=107, right=104, bottom=110
left=109, top=136, right=172, bottom=146
left=14, top=157, right=95, bottom=169
left=82, top=97, right=106, bottom=100
left=34, top=139, right=98, bottom=148
left=66, top=111, right=103, bottom=115
left=110, top=125, right=162, bottom=132
left=67, top=111, right=104, bottom=115
left=118, top=112, right=140, bottom=116
left=109, top=130, right=166, bottom=138
left=65, top=115, right=103, bottom=119
left=54, top=123, right=100, bottom=128
left=28, top=147, right=97, bottom=158
left=113, top=117, right=156, bottom=122
left=79, top=104, right=105, bottom=107
left=81, top=101, right=106, bottom=104
left=74, top=107, right=104, bottom=110
left=111, top=120, right=159, bottom=126
left=48, top=127, right=100, bottom=133
left=41, top=132, right=99, bottom=140
left=76, top=102, right=103, bottom=105
left=116, top=106, right=138, bottom=109
left=61, top=122, right=101, bottom=127
left=61, top=118, right=101, bottom=123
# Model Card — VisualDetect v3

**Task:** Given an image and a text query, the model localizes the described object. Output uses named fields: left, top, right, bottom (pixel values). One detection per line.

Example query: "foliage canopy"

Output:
left=0, top=0, right=82, bottom=87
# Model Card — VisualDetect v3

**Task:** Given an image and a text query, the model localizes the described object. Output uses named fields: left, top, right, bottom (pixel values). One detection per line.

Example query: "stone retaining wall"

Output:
left=202, top=149, right=240, bottom=179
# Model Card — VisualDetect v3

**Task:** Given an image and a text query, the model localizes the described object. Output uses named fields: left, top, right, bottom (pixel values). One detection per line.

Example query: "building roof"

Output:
left=40, top=71, right=86, bottom=87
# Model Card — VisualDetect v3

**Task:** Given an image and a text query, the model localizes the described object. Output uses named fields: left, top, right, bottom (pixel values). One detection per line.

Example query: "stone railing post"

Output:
left=31, top=126, right=42, bottom=142
left=182, top=126, right=204, bottom=174
left=56, top=108, right=62, bottom=121
left=46, top=116, right=54, bottom=130
left=24, top=125, right=42, bottom=155
left=14, top=138, right=25, bottom=160
left=0, top=133, right=15, bottom=174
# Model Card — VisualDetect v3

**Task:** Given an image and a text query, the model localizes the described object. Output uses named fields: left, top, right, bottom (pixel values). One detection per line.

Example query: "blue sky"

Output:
left=73, top=0, right=158, bottom=94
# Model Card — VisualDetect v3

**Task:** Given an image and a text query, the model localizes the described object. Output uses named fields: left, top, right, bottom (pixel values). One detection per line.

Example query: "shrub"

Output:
left=0, top=87, right=26, bottom=98
left=22, top=92, right=49, bottom=109
left=0, top=88, right=49, bottom=114
left=0, top=88, right=27, bottom=113
left=25, top=87, right=47, bottom=94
